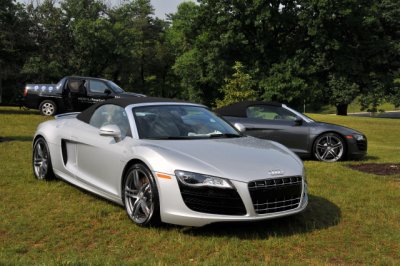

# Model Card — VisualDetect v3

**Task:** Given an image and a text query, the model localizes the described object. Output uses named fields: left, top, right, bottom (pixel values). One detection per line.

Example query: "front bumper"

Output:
left=156, top=174, right=308, bottom=227
left=346, top=136, right=368, bottom=160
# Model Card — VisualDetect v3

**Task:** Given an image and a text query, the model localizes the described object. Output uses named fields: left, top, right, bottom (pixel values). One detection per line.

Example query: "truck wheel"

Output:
left=39, top=100, right=57, bottom=116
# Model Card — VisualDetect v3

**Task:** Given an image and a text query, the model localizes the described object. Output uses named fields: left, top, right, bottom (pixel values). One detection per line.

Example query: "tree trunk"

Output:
left=336, top=104, right=348, bottom=116
left=140, top=62, right=145, bottom=85
left=0, top=77, right=2, bottom=104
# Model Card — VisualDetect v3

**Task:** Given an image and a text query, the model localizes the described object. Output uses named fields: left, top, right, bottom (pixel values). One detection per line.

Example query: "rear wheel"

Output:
left=32, top=137, right=55, bottom=180
left=313, top=133, right=345, bottom=162
left=39, top=100, right=57, bottom=116
left=123, top=163, right=160, bottom=226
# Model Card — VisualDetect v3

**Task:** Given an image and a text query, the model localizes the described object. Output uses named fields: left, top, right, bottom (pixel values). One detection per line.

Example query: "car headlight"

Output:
left=353, top=134, right=365, bottom=141
left=175, top=170, right=233, bottom=189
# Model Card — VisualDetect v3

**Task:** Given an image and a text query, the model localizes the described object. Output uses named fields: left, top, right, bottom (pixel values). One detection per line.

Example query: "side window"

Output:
left=89, top=105, right=131, bottom=137
left=89, top=80, right=108, bottom=94
left=67, top=79, right=86, bottom=94
left=247, top=105, right=297, bottom=121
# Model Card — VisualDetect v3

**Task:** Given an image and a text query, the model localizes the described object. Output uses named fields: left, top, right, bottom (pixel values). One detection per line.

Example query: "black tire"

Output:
left=32, top=137, right=55, bottom=180
left=313, top=133, right=346, bottom=162
left=122, top=163, right=161, bottom=226
left=39, top=100, right=57, bottom=116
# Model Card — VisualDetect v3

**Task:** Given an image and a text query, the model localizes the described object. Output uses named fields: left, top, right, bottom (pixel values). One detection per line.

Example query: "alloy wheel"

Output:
left=314, top=134, right=344, bottom=162
left=33, top=140, right=49, bottom=179
left=124, top=167, right=155, bottom=224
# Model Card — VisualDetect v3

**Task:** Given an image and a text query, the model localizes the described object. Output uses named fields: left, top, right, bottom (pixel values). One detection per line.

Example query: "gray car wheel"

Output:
left=123, top=163, right=160, bottom=226
left=313, top=133, right=345, bottom=162
left=32, top=137, right=55, bottom=180
left=39, top=100, right=57, bottom=116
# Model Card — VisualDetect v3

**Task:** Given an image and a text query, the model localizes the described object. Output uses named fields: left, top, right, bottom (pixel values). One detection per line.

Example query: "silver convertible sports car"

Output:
left=33, top=98, right=308, bottom=227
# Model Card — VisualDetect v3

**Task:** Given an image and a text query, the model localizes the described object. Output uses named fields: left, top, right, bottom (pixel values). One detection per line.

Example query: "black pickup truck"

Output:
left=23, top=76, right=145, bottom=116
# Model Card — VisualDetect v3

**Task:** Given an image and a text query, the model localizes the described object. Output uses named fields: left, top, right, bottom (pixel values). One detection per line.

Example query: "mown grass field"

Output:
left=1, top=107, right=399, bottom=265
left=317, top=97, right=398, bottom=114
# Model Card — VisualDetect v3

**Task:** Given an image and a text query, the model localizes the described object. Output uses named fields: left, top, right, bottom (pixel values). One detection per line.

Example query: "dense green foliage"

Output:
left=168, top=0, right=400, bottom=114
left=215, top=61, right=257, bottom=108
left=0, top=0, right=399, bottom=114
left=0, top=0, right=33, bottom=102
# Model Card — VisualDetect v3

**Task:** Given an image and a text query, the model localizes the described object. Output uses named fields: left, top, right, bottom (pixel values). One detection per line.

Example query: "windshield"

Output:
left=283, top=105, right=315, bottom=123
left=107, top=81, right=125, bottom=94
left=56, top=78, right=64, bottom=90
left=133, top=105, right=241, bottom=139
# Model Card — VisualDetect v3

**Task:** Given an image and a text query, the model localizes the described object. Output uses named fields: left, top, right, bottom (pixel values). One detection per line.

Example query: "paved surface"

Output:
left=348, top=111, right=400, bottom=119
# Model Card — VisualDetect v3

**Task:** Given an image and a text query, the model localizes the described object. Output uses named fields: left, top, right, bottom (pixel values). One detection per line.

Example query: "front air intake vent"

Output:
left=356, top=139, right=367, bottom=151
left=177, top=182, right=247, bottom=215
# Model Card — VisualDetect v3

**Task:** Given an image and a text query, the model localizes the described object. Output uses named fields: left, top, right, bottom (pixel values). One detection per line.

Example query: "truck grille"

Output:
left=248, top=176, right=302, bottom=214
left=177, top=182, right=246, bottom=215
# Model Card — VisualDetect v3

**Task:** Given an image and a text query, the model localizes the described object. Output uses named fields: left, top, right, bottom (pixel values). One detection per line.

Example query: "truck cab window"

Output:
left=90, top=80, right=109, bottom=94
left=68, top=80, right=85, bottom=93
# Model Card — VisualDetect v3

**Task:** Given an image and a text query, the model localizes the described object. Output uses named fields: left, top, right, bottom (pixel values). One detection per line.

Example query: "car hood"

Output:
left=311, top=121, right=364, bottom=135
left=138, top=136, right=303, bottom=183
left=117, top=92, right=146, bottom=98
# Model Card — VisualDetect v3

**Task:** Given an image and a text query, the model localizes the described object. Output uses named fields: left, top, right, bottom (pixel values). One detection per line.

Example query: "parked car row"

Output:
left=30, top=78, right=367, bottom=227
left=25, top=76, right=367, bottom=163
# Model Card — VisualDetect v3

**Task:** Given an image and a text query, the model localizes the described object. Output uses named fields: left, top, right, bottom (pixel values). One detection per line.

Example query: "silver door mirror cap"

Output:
left=99, top=124, right=122, bottom=142
left=234, top=123, right=246, bottom=133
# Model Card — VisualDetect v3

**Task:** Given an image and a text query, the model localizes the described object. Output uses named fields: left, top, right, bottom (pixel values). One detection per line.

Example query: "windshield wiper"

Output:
left=208, top=133, right=242, bottom=138
left=146, top=136, right=191, bottom=140
left=145, top=134, right=241, bottom=140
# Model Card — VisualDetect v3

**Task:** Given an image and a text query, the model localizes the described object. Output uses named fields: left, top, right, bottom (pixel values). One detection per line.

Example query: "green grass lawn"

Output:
left=1, top=107, right=399, bottom=265
left=317, top=97, right=398, bottom=114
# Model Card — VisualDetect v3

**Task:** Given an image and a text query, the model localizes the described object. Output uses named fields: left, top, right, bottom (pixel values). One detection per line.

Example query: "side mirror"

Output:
left=104, top=89, right=112, bottom=95
left=99, top=124, right=121, bottom=142
left=234, top=123, right=246, bottom=133
left=294, top=117, right=303, bottom=126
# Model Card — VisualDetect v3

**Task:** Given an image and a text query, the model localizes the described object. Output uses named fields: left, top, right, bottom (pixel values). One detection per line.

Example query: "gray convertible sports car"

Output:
left=215, top=101, right=367, bottom=162
left=32, top=98, right=308, bottom=227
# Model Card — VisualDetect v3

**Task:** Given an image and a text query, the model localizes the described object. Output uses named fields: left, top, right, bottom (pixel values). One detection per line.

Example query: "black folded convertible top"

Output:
left=77, top=97, right=193, bottom=123
left=215, top=101, right=282, bottom=118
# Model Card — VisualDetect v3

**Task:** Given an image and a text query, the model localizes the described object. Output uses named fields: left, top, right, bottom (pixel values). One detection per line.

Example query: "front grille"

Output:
left=356, top=139, right=367, bottom=151
left=177, top=182, right=246, bottom=215
left=248, top=176, right=302, bottom=214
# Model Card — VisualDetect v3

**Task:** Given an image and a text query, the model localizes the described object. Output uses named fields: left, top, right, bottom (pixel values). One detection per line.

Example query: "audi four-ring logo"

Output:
left=268, top=170, right=284, bottom=176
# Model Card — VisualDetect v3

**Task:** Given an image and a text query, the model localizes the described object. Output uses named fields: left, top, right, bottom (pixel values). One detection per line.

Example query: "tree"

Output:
left=0, top=0, right=33, bottom=103
left=22, top=0, right=74, bottom=82
left=167, top=2, right=204, bottom=101
left=106, top=0, right=173, bottom=95
left=367, top=0, right=400, bottom=109
left=215, top=62, right=257, bottom=108
left=297, top=0, right=394, bottom=115
left=260, top=56, right=320, bottom=108
left=327, top=74, right=359, bottom=115
left=60, top=0, right=111, bottom=77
